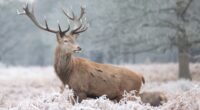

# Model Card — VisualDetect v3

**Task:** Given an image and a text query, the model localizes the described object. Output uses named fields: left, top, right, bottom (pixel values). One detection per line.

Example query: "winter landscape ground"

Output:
left=0, top=63, right=200, bottom=110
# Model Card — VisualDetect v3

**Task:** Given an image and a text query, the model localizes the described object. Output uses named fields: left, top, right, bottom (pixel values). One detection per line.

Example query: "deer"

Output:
left=18, top=2, right=145, bottom=103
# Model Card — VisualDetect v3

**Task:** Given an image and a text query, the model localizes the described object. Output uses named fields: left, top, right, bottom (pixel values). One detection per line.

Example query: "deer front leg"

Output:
left=74, top=92, right=87, bottom=103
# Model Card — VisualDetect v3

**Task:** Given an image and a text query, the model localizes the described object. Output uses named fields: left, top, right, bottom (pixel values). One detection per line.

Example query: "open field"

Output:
left=0, top=63, right=200, bottom=110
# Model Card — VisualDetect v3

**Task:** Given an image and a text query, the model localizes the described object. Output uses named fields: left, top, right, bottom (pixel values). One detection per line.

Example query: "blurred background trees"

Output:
left=139, top=0, right=200, bottom=79
left=0, top=0, right=200, bottom=79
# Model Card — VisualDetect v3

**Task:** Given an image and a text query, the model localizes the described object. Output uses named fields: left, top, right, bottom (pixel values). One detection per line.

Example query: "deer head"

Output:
left=18, top=1, right=88, bottom=54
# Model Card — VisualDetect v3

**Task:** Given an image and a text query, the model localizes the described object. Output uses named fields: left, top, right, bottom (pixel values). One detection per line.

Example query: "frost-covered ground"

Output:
left=0, top=63, right=200, bottom=110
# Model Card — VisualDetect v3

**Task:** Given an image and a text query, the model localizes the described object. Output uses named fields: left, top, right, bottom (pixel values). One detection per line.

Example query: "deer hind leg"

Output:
left=114, top=91, right=124, bottom=102
left=115, top=95, right=123, bottom=102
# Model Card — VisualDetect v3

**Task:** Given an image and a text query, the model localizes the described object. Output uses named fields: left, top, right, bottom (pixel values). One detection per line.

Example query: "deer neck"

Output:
left=54, top=47, right=74, bottom=84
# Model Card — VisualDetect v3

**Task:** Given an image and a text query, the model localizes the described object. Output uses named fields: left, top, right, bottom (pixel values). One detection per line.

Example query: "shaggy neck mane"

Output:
left=54, top=48, right=74, bottom=84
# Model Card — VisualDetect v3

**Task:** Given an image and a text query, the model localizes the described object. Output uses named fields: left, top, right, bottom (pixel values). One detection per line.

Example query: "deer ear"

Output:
left=56, top=33, right=62, bottom=43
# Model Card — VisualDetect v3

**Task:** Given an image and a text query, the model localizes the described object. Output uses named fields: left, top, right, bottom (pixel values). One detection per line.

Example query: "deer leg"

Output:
left=115, top=95, right=123, bottom=102
left=74, top=92, right=87, bottom=103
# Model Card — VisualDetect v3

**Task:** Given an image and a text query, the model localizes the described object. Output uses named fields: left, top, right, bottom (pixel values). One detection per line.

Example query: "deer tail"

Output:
left=142, top=75, right=145, bottom=84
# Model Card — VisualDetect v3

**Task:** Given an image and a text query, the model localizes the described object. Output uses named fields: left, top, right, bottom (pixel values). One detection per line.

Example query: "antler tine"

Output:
left=71, top=24, right=82, bottom=33
left=17, top=1, right=29, bottom=15
left=19, top=1, right=70, bottom=34
left=21, top=2, right=58, bottom=33
left=62, top=8, right=75, bottom=20
left=62, top=25, right=71, bottom=34
left=57, top=20, right=71, bottom=34
left=78, top=6, right=85, bottom=20
left=44, top=17, right=49, bottom=30
left=58, top=24, right=62, bottom=32
left=62, top=5, right=88, bottom=34
left=73, top=25, right=88, bottom=34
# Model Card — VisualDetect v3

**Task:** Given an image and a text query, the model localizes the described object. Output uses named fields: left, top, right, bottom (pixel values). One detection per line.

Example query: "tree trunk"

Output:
left=177, top=30, right=192, bottom=80
left=178, top=47, right=191, bottom=80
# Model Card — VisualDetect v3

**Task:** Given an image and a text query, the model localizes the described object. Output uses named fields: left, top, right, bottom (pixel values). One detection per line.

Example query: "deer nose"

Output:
left=77, top=46, right=82, bottom=51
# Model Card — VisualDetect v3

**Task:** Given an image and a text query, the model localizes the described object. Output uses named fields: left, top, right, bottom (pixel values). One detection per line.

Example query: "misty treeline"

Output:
left=0, top=0, right=200, bottom=69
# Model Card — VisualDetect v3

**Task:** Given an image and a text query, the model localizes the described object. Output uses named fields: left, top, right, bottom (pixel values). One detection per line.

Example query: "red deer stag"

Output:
left=18, top=2, right=145, bottom=102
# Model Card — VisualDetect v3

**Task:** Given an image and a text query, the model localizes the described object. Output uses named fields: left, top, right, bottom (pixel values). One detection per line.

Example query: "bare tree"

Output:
left=142, top=0, right=200, bottom=79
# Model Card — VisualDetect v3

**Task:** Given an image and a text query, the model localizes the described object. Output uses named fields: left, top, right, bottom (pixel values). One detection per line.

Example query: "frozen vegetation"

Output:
left=0, top=63, right=199, bottom=110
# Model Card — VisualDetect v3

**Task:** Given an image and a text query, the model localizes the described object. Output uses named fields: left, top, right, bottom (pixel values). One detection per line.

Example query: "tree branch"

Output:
left=142, top=19, right=179, bottom=30
left=181, top=0, right=193, bottom=17
left=191, top=16, right=200, bottom=24
left=190, top=39, right=200, bottom=46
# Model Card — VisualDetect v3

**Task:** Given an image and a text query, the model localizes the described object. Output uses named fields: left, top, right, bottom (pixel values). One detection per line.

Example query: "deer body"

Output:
left=54, top=46, right=144, bottom=101
left=19, top=2, right=144, bottom=102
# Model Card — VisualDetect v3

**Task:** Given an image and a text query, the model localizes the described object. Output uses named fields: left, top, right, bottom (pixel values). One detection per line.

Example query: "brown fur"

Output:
left=54, top=44, right=145, bottom=102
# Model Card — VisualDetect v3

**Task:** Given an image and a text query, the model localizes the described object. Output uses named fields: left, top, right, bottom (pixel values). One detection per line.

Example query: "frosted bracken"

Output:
left=0, top=64, right=200, bottom=110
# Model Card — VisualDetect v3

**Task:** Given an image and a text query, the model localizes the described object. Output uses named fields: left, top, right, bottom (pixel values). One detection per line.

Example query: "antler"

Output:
left=62, top=6, right=88, bottom=34
left=18, top=2, right=70, bottom=34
